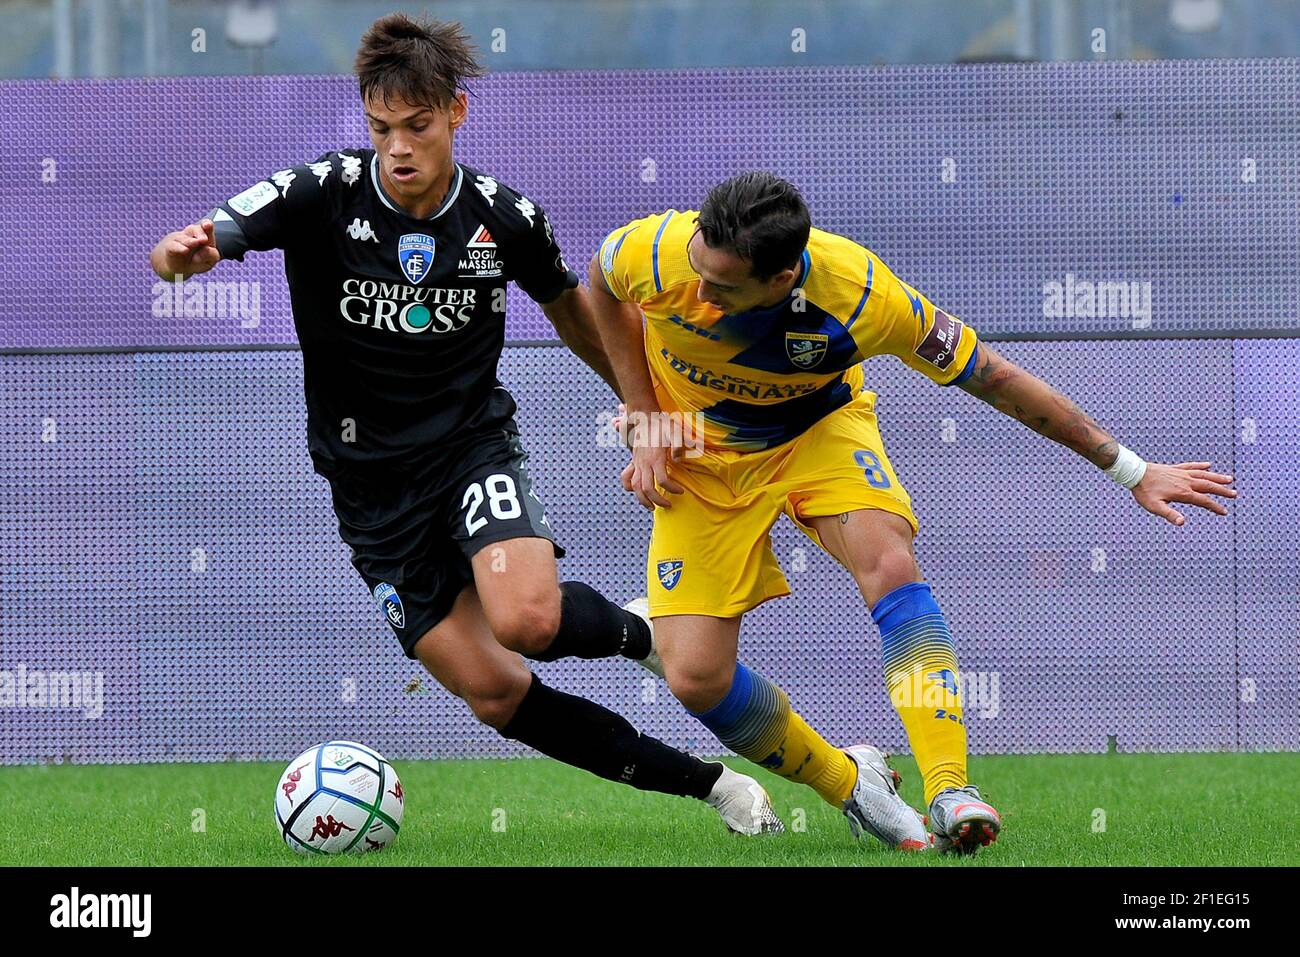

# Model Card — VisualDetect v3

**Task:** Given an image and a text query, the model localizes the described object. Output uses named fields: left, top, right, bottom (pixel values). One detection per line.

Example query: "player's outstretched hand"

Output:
left=1131, top=461, right=1236, bottom=526
left=153, top=219, right=221, bottom=278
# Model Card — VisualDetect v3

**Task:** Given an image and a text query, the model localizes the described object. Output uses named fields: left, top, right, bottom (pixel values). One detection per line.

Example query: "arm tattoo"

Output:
left=958, top=345, right=1120, bottom=468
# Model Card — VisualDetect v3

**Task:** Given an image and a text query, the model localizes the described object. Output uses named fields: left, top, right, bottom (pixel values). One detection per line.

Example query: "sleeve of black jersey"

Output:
left=204, top=152, right=335, bottom=262
left=496, top=196, right=581, bottom=305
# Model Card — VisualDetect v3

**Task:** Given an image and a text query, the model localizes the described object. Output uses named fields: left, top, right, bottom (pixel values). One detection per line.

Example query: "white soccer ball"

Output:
left=274, top=740, right=404, bottom=855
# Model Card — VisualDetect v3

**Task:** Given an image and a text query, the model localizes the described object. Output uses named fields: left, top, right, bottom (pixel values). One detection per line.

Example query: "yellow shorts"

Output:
left=646, top=390, right=918, bottom=618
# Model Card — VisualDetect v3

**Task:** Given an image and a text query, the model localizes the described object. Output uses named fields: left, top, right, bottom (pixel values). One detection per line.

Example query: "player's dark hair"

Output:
left=696, top=172, right=811, bottom=280
left=354, top=13, right=485, bottom=111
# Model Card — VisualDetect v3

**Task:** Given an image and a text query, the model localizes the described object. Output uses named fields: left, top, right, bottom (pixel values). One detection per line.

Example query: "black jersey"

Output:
left=208, top=149, right=578, bottom=474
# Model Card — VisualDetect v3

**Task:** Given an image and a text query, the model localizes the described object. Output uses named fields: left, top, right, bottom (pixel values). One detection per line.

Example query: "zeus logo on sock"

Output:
left=928, top=669, right=960, bottom=696
left=656, top=560, right=683, bottom=591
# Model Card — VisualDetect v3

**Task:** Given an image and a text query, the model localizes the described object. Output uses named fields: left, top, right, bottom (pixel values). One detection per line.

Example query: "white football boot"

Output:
left=841, top=745, right=931, bottom=852
left=927, top=784, right=1001, bottom=855
left=621, top=600, right=780, bottom=834
left=622, top=597, right=665, bottom=678
left=705, top=763, right=786, bottom=835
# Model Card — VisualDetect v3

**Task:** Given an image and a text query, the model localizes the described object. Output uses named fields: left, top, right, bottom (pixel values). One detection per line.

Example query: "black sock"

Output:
left=526, top=580, right=652, bottom=663
left=500, top=674, right=722, bottom=799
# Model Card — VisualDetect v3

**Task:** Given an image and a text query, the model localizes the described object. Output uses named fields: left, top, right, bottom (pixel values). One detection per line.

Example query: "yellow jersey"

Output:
left=598, top=209, right=980, bottom=451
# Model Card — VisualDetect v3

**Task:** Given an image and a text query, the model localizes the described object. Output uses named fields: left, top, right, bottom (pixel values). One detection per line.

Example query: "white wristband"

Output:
left=1103, top=444, right=1147, bottom=489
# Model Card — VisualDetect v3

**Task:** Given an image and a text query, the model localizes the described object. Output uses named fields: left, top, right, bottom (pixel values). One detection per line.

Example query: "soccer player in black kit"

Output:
left=149, top=14, right=782, bottom=835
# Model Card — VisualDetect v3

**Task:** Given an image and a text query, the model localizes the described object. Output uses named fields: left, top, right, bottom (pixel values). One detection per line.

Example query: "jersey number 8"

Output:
left=854, top=449, right=892, bottom=489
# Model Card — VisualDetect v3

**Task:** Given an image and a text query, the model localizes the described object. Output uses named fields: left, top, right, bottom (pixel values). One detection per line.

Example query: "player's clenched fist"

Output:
left=150, top=219, right=221, bottom=280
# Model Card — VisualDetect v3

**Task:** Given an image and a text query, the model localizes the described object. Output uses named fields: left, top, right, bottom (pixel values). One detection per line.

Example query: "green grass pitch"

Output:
left=1, top=753, right=1293, bottom=866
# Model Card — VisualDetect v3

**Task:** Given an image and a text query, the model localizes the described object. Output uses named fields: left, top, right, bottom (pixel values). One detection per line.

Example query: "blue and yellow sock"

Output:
left=689, top=664, right=856, bottom=807
left=873, top=581, right=967, bottom=805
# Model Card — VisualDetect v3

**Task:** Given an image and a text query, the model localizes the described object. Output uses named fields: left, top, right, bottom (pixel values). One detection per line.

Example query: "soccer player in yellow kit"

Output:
left=588, top=172, right=1237, bottom=854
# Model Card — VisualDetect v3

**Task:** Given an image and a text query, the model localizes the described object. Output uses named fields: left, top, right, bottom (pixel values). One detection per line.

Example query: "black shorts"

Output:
left=322, top=423, right=564, bottom=659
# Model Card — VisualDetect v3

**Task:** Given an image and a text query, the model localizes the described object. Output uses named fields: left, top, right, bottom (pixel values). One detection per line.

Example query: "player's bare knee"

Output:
left=665, top=664, right=732, bottom=714
left=490, top=597, right=562, bottom=656
left=466, top=672, right=531, bottom=730
left=469, top=693, right=520, bottom=730
left=855, top=545, right=922, bottom=604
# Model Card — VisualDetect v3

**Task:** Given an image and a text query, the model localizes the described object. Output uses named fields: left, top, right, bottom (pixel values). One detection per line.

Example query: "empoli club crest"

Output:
left=398, top=233, right=436, bottom=285
left=656, top=560, right=684, bottom=591
left=373, top=582, right=405, bottom=629
left=785, top=331, right=829, bottom=369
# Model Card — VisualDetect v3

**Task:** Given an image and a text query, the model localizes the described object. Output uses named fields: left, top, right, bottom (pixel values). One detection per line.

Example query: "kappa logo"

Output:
left=308, top=814, right=355, bottom=841
left=271, top=169, right=296, bottom=197
left=397, top=233, right=435, bottom=285
left=785, top=331, right=829, bottom=369
left=339, top=152, right=362, bottom=186
left=474, top=174, right=499, bottom=205
left=309, top=159, right=333, bottom=186
left=459, top=224, right=503, bottom=278
left=281, top=761, right=310, bottom=806
left=657, top=559, right=684, bottom=591
left=515, top=196, right=537, bottom=227
left=346, top=218, right=379, bottom=243
left=373, top=582, right=405, bottom=629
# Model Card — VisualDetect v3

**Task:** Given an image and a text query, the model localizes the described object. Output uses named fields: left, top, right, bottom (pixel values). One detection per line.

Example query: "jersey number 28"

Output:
left=462, top=474, right=522, bottom=536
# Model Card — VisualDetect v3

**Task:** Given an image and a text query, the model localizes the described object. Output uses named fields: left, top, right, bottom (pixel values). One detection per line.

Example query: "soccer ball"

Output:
left=275, top=740, right=404, bottom=855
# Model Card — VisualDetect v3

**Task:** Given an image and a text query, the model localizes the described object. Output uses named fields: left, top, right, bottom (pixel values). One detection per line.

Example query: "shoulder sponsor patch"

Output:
left=226, top=180, right=278, bottom=217
left=914, top=308, right=964, bottom=371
